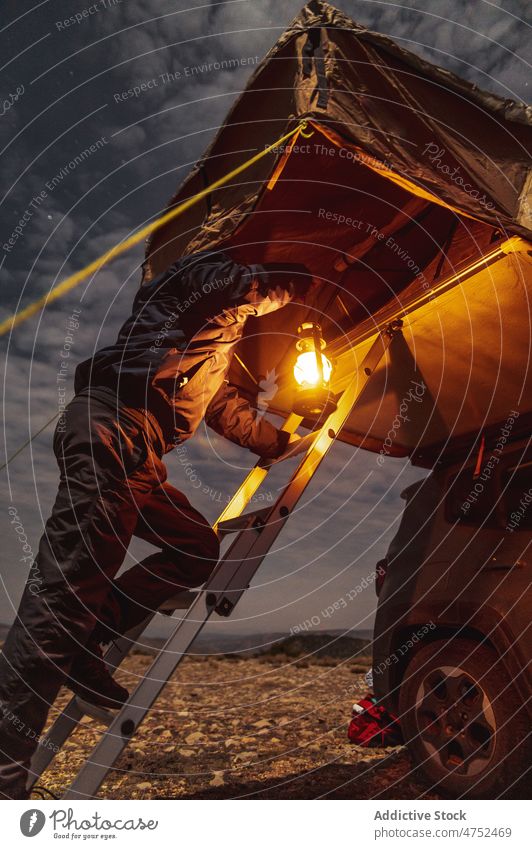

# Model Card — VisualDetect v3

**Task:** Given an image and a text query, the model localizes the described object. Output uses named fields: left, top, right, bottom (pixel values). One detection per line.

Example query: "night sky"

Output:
left=1, top=0, right=530, bottom=645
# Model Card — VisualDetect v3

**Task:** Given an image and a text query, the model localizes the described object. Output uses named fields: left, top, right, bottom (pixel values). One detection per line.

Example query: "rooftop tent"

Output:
left=143, top=0, right=532, bottom=467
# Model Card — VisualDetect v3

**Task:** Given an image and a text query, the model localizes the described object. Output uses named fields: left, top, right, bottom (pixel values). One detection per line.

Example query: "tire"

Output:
left=398, top=638, right=531, bottom=797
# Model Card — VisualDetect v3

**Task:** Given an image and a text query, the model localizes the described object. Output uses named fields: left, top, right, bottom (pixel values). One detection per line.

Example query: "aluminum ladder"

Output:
left=28, top=321, right=401, bottom=799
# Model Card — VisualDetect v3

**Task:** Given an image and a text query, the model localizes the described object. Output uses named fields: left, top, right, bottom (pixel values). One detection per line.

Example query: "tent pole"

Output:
left=333, top=235, right=527, bottom=359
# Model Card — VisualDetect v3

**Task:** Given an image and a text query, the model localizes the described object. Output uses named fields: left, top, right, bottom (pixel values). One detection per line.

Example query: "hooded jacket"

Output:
left=75, top=250, right=312, bottom=457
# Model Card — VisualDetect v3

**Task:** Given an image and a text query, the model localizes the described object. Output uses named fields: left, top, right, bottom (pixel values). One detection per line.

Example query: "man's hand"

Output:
left=261, top=263, right=317, bottom=305
left=280, top=432, right=302, bottom=458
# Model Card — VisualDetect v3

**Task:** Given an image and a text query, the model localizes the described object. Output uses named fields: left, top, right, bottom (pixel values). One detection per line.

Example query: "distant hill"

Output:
left=0, top=623, right=373, bottom=658
left=269, top=632, right=371, bottom=660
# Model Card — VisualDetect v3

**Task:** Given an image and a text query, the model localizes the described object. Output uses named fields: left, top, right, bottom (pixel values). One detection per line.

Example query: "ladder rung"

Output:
left=74, top=698, right=117, bottom=727
left=217, top=431, right=325, bottom=536
left=216, top=506, right=272, bottom=535
left=158, top=591, right=198, bottom=611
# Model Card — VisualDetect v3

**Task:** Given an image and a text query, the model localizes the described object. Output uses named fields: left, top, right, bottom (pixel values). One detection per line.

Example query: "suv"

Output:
left=373, top=435, right=531, bottom=797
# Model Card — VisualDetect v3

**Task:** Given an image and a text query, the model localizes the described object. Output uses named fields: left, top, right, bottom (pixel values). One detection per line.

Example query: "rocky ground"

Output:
left=34, top=639, right=531, bottom=801
left=36, top=643, right=431, bottom=800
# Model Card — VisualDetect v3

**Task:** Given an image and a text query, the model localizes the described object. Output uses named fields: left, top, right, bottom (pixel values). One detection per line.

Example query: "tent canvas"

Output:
left=143, top=0, right=532, bottom=466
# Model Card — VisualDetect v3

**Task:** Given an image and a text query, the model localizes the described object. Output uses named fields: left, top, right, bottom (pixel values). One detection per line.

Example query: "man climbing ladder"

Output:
left=26, top=316, right=401, bottom=800
left=0, top=249, right=314, bottom=799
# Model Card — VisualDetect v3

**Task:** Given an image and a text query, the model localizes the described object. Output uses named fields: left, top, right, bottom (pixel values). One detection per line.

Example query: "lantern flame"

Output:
left=293, top=350, right=333, bottom=387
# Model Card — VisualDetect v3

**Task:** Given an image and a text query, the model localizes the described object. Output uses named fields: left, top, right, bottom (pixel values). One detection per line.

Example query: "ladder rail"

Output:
left=213, top=412, right=301, bottom=532
left=28, top=589, right=201, bottom=788
left=206, top=326, right=398, bottom=616
left=28, top=619, right=151, bottom=787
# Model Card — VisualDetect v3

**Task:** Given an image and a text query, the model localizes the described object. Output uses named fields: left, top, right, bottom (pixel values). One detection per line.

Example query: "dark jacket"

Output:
left=75, top=250, right=312, bottom=457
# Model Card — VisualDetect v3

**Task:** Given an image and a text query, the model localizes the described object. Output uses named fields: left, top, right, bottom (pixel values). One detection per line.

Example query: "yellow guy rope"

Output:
left=0, top=120, right=311, bottom=338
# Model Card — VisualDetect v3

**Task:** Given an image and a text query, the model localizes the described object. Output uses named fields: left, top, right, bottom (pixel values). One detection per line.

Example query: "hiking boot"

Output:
left=68, top=641, right=129, bottom=709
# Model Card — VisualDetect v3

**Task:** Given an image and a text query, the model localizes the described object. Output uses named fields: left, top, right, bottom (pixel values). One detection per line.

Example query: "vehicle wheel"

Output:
left=398, top=638, right=530, bottom=797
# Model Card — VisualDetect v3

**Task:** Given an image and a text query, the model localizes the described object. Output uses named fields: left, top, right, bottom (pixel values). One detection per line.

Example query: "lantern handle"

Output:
left=312, top=322, right=324, bottom=384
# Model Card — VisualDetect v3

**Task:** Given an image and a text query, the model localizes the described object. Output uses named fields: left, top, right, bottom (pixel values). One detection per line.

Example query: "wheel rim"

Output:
left=414, top=665, right=496, bottom=777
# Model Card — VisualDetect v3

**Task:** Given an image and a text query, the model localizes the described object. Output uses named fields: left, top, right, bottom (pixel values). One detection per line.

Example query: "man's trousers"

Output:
left=0, top=391, right=219, bottom=795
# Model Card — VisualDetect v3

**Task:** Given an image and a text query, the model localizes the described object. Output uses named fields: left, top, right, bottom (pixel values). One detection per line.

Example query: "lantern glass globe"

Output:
left=293, top=351, right=333, bottom=387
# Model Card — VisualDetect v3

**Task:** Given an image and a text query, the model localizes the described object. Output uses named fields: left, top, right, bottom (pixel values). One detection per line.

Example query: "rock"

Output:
left=209, top=771, right=225, bottom=787
left=137, top=782, right=152, bottom=790
left=178, top=748, right=196, bottom=758
left=185, top=731, right=207, bottom=744
left=234, top=751, right=257, bottom=764
left=163, top=745, right=176, bottom=754
left=252, top=719, right=271, bottom=729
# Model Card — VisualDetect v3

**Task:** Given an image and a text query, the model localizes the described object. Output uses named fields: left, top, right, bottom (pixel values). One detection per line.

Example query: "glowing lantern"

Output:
left=292, top=322, right=336, bottom=418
